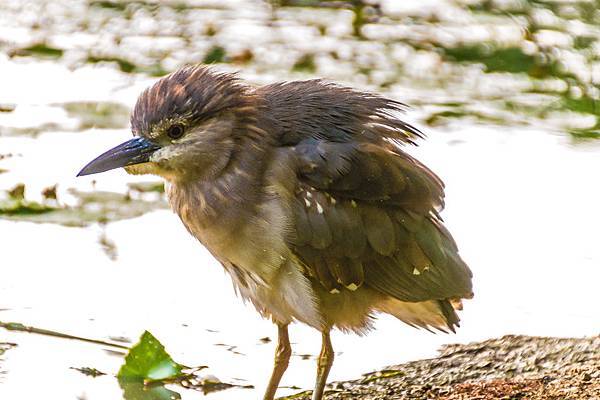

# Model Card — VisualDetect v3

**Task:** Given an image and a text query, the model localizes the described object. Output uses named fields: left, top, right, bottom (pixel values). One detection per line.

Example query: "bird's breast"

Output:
left=166, top=179, right=322, bottom=328
left=167, top=179, right=290, bottom=282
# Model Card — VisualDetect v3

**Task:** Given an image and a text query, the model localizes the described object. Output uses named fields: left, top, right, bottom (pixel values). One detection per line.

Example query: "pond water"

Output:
left=1, top=1, right=599, bottom=399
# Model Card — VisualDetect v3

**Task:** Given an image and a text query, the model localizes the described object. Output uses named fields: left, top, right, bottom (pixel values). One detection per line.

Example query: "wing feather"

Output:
left=287, top=140, right=473, bottom=306
left=307, top=209, right=332, bottom=249
left=361, top=207, right=396, bottom=256
left=267, top=81, right=473, bottom=326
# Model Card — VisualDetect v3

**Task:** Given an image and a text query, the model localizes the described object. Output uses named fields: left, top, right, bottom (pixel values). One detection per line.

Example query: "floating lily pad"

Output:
left=569, top=128, right=600, bottom=140
left=424, top=108, right=510, bottom=127
left=70, top=189, right=167, bottom=223
left=118, top=331, right=185, bottom=382
left=116, top=331, right=249, bottom=397
left=203, top=46, right=227, bottom=64
left=12, top=43, right=64, bottom=59
left=441, top=45, right=537, bottom=75
left=292, top=54, right=316, bottom=73
left=0, top=198, right=57, bottom=216
left=86, top=55, right=166, bottom=76
left=0, top=188, right=167, bottom=227
left=87, top=55, right=137, bottom=73
left=89, top=0, right=128, bottom=11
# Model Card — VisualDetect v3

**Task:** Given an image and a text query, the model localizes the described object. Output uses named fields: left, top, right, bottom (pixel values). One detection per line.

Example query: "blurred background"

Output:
left=0, top=0, right=599, bottom=399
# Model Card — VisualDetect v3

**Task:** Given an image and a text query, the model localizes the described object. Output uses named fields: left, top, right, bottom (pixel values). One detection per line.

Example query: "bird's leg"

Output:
left=263, top=323, right=292, bottom=400
left=311, top=330, right=334, bottom=400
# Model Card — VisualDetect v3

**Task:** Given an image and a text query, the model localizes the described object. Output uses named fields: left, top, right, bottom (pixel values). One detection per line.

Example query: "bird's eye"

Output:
left=167, top=124, right=185, bottom=140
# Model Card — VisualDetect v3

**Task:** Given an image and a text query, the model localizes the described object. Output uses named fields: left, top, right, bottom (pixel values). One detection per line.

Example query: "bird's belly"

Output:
left=174, top=203, right=323, bottom=327
left=224, top=259, right=323, bottom=329
left=170, top=183, right=291, bottom=281
left=168, top=181, right=323, bottom=328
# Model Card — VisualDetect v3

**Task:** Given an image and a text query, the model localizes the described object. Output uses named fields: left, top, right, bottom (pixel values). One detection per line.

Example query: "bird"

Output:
left=77, top=64, right=473, bottom=400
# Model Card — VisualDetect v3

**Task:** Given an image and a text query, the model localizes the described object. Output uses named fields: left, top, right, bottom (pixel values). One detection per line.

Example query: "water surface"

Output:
left=1, top=1, right=599, bottom=399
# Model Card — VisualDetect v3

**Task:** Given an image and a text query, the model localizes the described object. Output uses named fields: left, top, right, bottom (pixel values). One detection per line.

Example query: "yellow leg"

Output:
left=311, top=330, right=334, bottom=400
left=263, top=323, right=292, bottom=400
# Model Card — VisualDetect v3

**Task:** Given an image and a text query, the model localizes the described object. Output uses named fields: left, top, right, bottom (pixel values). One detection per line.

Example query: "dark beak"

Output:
left=77, top=137, right=161, bottom=177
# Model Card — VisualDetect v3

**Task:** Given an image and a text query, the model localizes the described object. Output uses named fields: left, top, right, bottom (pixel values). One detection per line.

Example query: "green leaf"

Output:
left=203, top=46, right=227, bottom=64
left=117, top=331, right=185, bottom=382
left=17, top=43, right=64, bottom=59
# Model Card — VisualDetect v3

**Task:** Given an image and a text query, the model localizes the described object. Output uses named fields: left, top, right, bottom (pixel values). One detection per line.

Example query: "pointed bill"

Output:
left=77, top=137, right=161, bottom=177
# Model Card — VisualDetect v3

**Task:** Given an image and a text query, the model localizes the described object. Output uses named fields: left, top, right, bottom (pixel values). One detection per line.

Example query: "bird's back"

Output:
left=254, top=80, right=473, bottom=332
left=258, top=80, right=421, bottom=145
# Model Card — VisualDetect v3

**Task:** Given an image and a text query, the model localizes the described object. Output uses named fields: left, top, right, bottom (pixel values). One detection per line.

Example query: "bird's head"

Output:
left=78, top=65, right=255, bottom=181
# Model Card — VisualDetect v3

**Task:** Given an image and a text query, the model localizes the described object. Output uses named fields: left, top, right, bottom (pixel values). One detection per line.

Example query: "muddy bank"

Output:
left=283, top=335, right=600, bottom=399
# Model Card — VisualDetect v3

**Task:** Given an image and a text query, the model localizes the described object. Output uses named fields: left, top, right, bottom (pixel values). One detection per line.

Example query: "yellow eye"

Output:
left=167, top=124, right=185, bottom=139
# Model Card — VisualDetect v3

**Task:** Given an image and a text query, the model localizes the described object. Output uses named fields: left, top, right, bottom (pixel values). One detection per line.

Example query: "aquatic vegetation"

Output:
left=0, top=0, right=597, bottom=139
left=117, top=331, right=250, bottom=397
left=118, top=331, right=185, bottom=382
left=0, top=186, right=167, bottom=226
left=11, top=43, right=64, bottom=59
left=292, top=53, right=317, bottom=73
left=203, top=46, right=227, bottom=64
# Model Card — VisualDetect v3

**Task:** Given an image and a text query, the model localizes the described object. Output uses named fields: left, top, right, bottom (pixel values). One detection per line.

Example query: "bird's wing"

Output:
left=287, top=139, right=473, bottom=303
left=259, top=79, right=423, bottom=145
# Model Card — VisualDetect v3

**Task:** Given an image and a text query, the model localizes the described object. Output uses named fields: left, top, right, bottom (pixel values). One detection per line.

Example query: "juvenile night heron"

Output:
left=78, top=65, right=473, bottom=400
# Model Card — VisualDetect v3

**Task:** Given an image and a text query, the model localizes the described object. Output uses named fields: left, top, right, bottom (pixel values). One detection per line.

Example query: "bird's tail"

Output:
left=378, top=297, right=461, bottom=333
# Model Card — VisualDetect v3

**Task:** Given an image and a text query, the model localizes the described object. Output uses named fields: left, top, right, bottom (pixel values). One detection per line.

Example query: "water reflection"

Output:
left=120, top=380, right=181, bottom=400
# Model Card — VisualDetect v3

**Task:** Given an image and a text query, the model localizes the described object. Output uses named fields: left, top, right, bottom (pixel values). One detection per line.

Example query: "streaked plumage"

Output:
left=80, top=65, right=473, bottom=400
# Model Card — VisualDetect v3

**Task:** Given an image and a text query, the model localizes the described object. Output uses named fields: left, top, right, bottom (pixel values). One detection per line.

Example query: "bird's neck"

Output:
left=166, top=135, right=270, bottom=240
